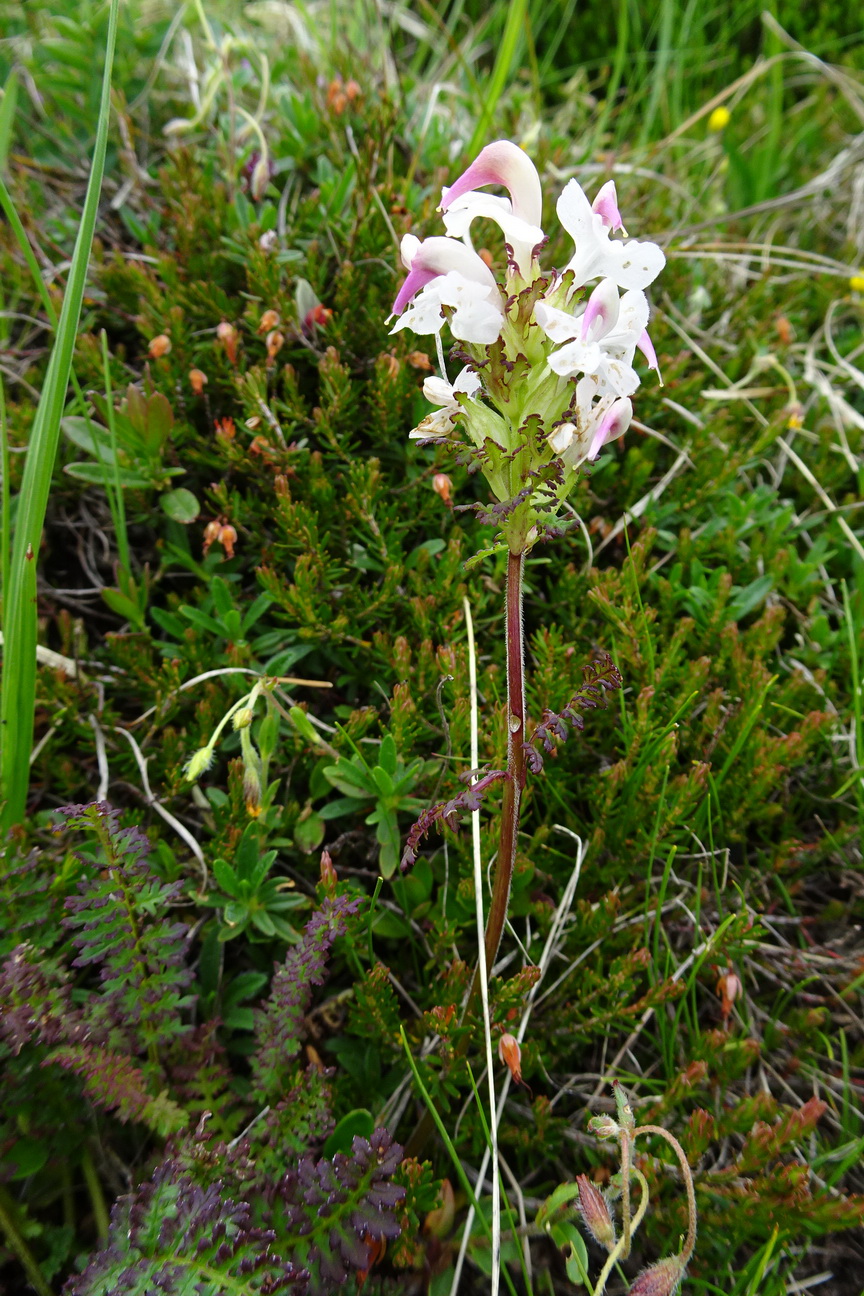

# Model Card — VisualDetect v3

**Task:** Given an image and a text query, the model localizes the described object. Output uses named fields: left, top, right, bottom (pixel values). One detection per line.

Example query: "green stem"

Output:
left=0, top=1183, right=54, bottom=1296
left=592, top=1168, right=650, bottom=1296
left=80, top=1146, right=110, bottom=1243
left=620, top=1127, right=632, bottom=1258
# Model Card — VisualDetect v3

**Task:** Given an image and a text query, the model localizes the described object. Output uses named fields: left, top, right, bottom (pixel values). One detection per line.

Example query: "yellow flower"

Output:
left=708, top=105, right=731, bottom=132
left=850, top=274, right=864, bottom=293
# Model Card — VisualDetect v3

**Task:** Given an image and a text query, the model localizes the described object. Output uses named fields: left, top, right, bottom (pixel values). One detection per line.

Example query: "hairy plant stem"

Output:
left=484, top=548, right=526, bottom=970
left=593, top=1167, right=650, bottom=1296
left=633, top=1124, right=698, bottom=1265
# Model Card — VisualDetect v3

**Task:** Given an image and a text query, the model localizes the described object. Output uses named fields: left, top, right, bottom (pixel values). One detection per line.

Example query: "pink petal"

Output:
left=441, top=140, right=542, bottom=226
left=391, top=236, right=496, bottom=315
left=592, top=180, right=625, bottom=232
left=588, top=397, right=632, bottom=460
left=580, top=279, right=620, bottom=342
left=637, top=328, right=660, bottom=373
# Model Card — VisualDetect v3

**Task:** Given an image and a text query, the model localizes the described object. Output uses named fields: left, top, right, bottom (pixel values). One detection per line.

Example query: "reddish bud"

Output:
left=575, top=1175, right=615, bottom=1251
left=148, top=333, right=171, bottom=358
left=303, top=303, right=333, bottom=334
left=498, top=1032, right=522, bottom=1085
left=216, top=320, right=239, bottom=364
left=258, top=309, right=280, bottom=334
left=406, top=350, right=433, bottom=371
left=189, top=367, right=207, bottom=395
left=266, top=329, right=285, bottom=363
left=716, top=966, right=742, bottom=1019
left=218, top=524, right=237, bottom=560
left=433, top=473, right=453, bottom=506
left=202, top=519, right=221, bottom=555
left=319, top=848, right=337, bottom=893
left=628, top=1255, right=686, bottom=1296
left=380, top=351, right=400, bottom=380
left=215, top=417, right=236, bottom=441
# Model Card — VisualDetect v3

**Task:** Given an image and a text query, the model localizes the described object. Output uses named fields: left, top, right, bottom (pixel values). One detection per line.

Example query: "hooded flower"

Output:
left=439, top=140, right=545, bottom=276
left=390, top=141, right=664, bottom=551
left=535, top=280, right=659, bottom=394
left=558, top=178, right=666, bottom=290
left=390, top=234, right=503, bottom=343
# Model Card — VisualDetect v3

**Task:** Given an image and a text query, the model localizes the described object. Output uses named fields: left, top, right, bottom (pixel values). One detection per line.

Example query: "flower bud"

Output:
left=215, top=417, right=236, bottom=440
left=218, top=524, right=237, bottom=559
left=266, top=329, right=285, bottom=363
left=433, top=473, right=452, bottom=505
left=232, top=706, right=254, bottom=730
left=189, top=368, right=208, bottom=395
left=407, top=350, right=433, bottom=371
left=548, top=422, right=576, bottom=456
left=319, top=848, right=337, bottom=893
left=498, top=1032, right=522, bottom=1085
left=202, top=518, right=222, bottom=555
left=259, top=230, right=277, bottom=252
left=628, top=1255, right=686, bottom=1296
left=850, top=273, right=864, bottom=293
left=216, top=320, right=239, bottom=365
left=716, top=966, right=742, bottom=1018
left=185, top=746, right=215, bottom=781
left=587, top=1114, right=620, bottom=1141
left=258, top=309, right=280, bottom=334
left=148, top=334, right=171, bottom=359
left=250, top=156, right=271, bottom=201
left=708, top=105, right=731, bottom=132
left=575, top=1175, right=615, bottom=1251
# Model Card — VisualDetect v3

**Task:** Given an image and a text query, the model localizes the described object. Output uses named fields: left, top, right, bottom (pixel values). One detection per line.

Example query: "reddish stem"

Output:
left=483, top=548, right=526, bottom=970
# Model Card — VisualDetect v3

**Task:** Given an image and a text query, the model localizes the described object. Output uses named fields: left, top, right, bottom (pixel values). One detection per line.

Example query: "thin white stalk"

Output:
left=451, top=814, right=587, bottom=1294
left=451, top=594, right=501, bottom=1296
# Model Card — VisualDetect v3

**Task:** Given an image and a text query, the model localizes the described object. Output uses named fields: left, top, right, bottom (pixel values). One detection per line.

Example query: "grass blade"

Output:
left=0, top=0, right=122, bottom=834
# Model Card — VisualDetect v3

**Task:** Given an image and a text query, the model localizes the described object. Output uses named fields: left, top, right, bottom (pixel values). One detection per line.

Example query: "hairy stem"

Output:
left=593, top=1168, right=650, bottom=1296
left=620, top=1128, right=633, bottom=1258
left=484, top=548, right=526, bottom=970
left=633, top=1124, right=698, bottom=1265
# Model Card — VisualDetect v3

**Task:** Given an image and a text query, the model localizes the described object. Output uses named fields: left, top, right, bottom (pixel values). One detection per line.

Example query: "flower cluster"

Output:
left=390, top=141, right=665, bottom=551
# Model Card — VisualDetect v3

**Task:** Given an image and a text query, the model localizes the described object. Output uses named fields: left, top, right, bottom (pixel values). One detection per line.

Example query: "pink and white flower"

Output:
left=439, top=140, right=545, bottom=276
left=558, top=178, right=666, bottom=290
left=390, top=234, right=503, bottom=344
left=536, top=280, right=660, bottom=395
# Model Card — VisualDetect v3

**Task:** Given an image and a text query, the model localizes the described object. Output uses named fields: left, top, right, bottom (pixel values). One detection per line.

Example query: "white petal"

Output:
left=534, top=299, right=580, bottom=343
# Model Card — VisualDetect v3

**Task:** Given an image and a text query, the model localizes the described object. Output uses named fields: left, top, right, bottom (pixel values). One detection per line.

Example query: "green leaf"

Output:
left=101, top=587, right=145, bottom=625
left=294, top=811, right=325, bottom=853
left=160, top=488, right=200, bottom=524
left=212, top=856, right=240, bottom=897
left=378, top=732, right=398, bottom=775
left=550, top=1222, right=589, bottom=1286
left=64, top=461, right=152, bottom=488
left=61, top=414, right=114, bottom=458
left=322, top=1108, right=374, bottom=1158
left=371, top=765, right=395, bottom=797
